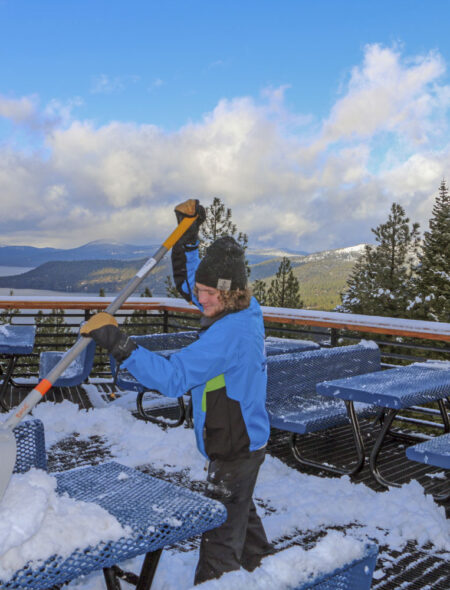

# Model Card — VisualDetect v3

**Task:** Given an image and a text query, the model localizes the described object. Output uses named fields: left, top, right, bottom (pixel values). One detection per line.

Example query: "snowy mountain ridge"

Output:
left=301, top=243, right=366, bottom=263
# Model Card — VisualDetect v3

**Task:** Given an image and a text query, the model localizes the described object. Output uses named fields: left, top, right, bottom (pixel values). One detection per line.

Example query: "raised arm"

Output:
left=171, top=199, right=205, bottom=308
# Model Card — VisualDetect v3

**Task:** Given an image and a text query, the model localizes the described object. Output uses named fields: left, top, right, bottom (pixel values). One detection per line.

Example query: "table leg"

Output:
left=369, top=408, right=400, bottom=489
left=103, top=549, right=163, bottom=590
left=437, top=399, right=450, bottom=433
left=103, top=566, right=122, bottom=590
left=289, top=402, right=366, bottom=476
left=0, top=355, right=17, bottom=411
left=136, top=549, right=163, bottom=590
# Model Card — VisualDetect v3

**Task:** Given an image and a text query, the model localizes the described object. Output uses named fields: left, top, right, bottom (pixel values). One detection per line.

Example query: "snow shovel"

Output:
left=0, top=213, right=199, bottom=501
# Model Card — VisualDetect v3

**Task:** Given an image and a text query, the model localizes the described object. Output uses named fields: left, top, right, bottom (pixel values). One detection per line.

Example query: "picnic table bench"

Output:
left=317, top=363, right=450, bottom=488
left=266, top=341, right=381, bottom=475
left=264, top=336, right=319, bottom=355
left=192, top=539, right=378, bottom=590
left=38, top=339, right=96, bottom=387
left=406, top=432, right=450, bottom=500
left=292, top=542, right=378, bottom=590
left=13, top=418, right=47, bottom=474
left=0, top=324, right=36, bottom=411
left=4, top=430, right=227, bottom=590
left=406, top=432, right=450, bottom=470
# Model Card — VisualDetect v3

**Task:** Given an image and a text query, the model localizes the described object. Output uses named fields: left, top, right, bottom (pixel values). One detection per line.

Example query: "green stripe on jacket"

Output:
left=202, top=374, right=225, bottom=411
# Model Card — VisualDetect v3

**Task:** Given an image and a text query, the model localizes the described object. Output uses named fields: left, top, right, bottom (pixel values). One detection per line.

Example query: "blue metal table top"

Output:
left=0, top=324, right=36, bottom=355
left=406, top=433, right=450, bottom=470
left=316, top=365, right=450, bottom=410
left=2, top=462, right=227, bottom=589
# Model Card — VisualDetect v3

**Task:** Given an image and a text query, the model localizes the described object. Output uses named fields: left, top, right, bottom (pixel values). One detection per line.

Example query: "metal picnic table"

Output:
left=316, top=364, right=450, bottom=488
left=0, top=325, right=36, bottom=411
left=2, top=461, right=227, bottom=590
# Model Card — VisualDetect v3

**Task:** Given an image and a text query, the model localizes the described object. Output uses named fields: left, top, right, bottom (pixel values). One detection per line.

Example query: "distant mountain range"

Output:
left=0, top=240, right=157, bottom=267
left=0, top=240, right=309, bottom=267
left=0, top=241, right=366, bottom=309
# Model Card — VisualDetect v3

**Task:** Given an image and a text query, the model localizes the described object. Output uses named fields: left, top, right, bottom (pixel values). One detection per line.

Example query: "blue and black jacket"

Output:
left=122, top=242, right=270, bottom=461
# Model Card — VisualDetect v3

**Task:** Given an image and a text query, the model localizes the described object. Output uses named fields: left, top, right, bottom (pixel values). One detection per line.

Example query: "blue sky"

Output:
left=1, top=0, right=450, bottom=251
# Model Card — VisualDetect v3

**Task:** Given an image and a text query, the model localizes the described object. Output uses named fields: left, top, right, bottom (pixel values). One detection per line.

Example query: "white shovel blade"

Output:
left=0, top=427, right=16, bottom=501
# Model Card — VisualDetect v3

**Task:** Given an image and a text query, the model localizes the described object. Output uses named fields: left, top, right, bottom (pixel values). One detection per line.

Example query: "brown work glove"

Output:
left=174, top=199, right=206, bottom=246
left=80, top=312, right=137, bottom=363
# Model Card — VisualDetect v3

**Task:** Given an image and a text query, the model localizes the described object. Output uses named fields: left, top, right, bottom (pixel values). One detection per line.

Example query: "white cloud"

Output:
left=320, top=44, right=446, bottom=146
left=1, top=44, right=450, bottom=250
left=0, top=95, right=37, bottom=123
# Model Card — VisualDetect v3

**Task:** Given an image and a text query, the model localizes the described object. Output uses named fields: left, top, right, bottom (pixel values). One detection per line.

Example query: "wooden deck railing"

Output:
left=1, top=295, right=449, bottom=340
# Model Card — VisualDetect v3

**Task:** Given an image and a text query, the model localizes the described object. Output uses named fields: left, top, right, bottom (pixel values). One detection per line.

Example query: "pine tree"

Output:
left=200, top=197, right=250, bottom=276
left=165, top=275, right=180, bottom=298
left=340, top=203, right=420, bottom=317
left=252, top=279, right=268, bottom=305
left=267, top=257, right=304, bottom=308
left=339, top=245, right=379, bottom=315
left=411, top=179, right=450, bottom=321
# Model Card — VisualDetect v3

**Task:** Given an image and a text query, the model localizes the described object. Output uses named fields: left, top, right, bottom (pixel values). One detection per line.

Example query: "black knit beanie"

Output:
left=195, top=236, right=247, bottom=291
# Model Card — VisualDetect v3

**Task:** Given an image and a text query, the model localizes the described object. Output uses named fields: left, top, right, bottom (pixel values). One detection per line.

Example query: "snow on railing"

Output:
left=0, top=296, right=448, bottom=341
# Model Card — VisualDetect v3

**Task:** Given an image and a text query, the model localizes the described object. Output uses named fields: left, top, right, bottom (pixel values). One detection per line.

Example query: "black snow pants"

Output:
left=194, top=446, right=273, bottom=585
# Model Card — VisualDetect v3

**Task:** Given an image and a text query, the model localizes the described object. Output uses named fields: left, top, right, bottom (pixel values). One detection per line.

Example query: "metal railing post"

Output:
left=330, top=328, right=339, bottom=347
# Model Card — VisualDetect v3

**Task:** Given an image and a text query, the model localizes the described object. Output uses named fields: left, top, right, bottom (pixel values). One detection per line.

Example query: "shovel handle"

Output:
left=4, top=215, right=197, bottom=431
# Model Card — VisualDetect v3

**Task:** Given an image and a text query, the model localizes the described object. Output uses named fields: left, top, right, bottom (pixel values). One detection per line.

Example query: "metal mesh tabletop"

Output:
left=317, top=365, right=450, bottom=409
left=406, top=433, right=450, bottom=469
left=0, top=325, right=36, bottom=355
left=2, top=462, right=226, bottom=589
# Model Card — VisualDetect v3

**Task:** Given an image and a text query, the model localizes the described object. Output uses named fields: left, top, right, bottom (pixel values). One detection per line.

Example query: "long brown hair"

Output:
left=218, top=287, right=252, bottom=312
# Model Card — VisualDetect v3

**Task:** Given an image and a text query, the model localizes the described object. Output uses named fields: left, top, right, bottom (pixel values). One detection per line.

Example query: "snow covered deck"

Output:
left=1, top=380, right=449, bottom=589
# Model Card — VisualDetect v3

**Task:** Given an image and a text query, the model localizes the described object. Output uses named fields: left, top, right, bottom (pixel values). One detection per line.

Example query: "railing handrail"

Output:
left=1, top=296, right=449, bottom=341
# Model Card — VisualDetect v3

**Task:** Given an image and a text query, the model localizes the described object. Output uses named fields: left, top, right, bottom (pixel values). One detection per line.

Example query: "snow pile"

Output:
left=0, top=398, right=448, bottom=589
left=193, top=531, right=369, bottom=589
left=29, top=401, right=450, bottom=553
left=0, top=468, right=129, bottom=580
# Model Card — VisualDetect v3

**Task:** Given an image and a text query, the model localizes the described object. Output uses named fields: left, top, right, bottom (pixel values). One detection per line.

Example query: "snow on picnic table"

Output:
left=0, top=398, right=449, bottom=589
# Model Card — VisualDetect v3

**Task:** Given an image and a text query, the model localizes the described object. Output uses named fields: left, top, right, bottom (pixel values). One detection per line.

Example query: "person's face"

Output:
left=195, top=282, right=225, bottom=317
